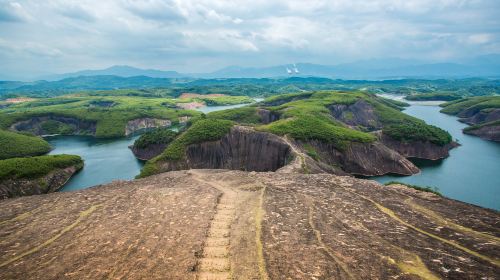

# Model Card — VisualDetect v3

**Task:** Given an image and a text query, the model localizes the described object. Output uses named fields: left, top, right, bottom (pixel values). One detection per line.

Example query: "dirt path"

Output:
left=190, top=171, right=241, bottom=280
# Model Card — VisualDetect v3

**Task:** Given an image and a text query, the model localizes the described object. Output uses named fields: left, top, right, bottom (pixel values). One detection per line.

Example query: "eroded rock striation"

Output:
left=0, top=165, right=82, bottom=199
left=11, top=116, right=96, bottom=136
left=125, top=118, right=172, bottom=136
left=0, top=170, right=498, bottom=279
left=156, top=126, right=292, bottom=173
left=380, top=133, right=459, bottom=160
left=464, top=124, right=500, bottom=141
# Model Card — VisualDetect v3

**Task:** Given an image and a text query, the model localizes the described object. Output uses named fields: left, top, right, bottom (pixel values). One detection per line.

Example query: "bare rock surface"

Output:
left=1, top=169, right=498, bottom=279
left=464, top=124, right=500, bottom=141
left=125, top=118, right=172, bottom=136
left=0, top=165, right=82, bottom=199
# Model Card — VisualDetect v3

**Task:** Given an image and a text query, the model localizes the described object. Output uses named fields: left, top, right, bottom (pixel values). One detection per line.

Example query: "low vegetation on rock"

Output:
left=384, top=181, right=442, bottom=196
left=0, top=154, right=82, bottom=181
left=440, top=96, right=500, bottom=141
left=0, top=130, right=51, bottom=159
left=0, top=95, right=200, bottom=138
left=139, top=119, right=234, bottom=177
left=133, top=128, right=178, bottom=149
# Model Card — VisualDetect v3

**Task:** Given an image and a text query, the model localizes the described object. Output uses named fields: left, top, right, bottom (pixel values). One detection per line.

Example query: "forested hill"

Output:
left=1, top=76, right=499, bottom=99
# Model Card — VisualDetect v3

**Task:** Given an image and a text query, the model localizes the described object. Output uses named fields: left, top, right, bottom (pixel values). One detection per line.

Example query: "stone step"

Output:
left=205, top=238, right=229, bottom=247
left=197, top=271, right=231, bottom=280
left=198, top=258, right=230, bottom=272
left=203, top=246, right=229, bottom=258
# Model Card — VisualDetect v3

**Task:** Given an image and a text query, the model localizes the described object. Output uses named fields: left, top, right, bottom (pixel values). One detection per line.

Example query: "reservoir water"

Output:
left=46, top=100, right=499, bottom=210
left=47, top=136, right=143, bottom=191
left=373, top=104, right=500, bottom=210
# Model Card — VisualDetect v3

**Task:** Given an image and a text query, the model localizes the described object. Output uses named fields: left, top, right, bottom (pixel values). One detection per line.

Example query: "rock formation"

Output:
left=0, top=165, right=82, bottom=199
left=464, top=124, right=500, bottom=141
left=0, top=170, right=498, bottom=279
left=10, top=116, right=96, bottom=136
left=125, top=118, right=172, bottom=136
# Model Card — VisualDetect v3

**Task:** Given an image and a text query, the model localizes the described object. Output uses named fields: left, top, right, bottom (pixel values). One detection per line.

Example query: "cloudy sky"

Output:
left=0, top=0, right=499, bottom=79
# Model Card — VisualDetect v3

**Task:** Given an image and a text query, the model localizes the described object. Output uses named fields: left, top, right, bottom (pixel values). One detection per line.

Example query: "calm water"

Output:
left=47, top=136, right=143, bottom=191
left=374, top=104, right=500, bottom=210
left=47, top=101, right=262, bottom=191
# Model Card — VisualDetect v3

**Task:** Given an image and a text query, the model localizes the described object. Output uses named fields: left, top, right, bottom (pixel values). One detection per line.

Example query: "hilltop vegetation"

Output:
left=440, top=96, right=500, bottom=115
left=0, top=154, right=82, bottom=181
left=405, top=92, right=461, bottom=101
left=440, top=96, right=500, bottom=141
left=133, top=128, right=178, bottom=149
left=0, top=130, right=51, bottom=159
left=0, top=95, right=201, bottom=138
left=139, top=90, right=453, bottom=177
left=1, top=76, right=498, bottom=99
left=139, top=119, right=234, bottom=177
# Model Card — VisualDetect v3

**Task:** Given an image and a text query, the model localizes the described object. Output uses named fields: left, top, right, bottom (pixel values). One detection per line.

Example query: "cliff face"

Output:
left=257, top=109, right=280, bottom=124
left=380, top=133, right=458, bottom=160
left=0, top=170, right=497, bottom=279
left=328, top=100, right=382, bottom=130
left=153, top=126, right=419, bottom=177
left=184, top=126, right=291, bottom=172
left=130, top=143, right=167, bottom=161
left=459, top=108, right=500, bottom=125
left=125, top=118, right=172, bottom=136
left=301, top=139, right=419, bottom=176
left=0, top=165, right=81, bottom=199
left=464, top=124, right=500, bottom=141
left=10, top=116, right=96, bottom=136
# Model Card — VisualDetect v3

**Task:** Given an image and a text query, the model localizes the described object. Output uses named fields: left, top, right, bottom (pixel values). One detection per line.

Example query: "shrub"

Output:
left=133, top=128, right=178, bottom=149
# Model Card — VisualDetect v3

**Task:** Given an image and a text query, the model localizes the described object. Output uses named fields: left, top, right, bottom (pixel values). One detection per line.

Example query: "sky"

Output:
left=0, top=0, right=499, bottom=79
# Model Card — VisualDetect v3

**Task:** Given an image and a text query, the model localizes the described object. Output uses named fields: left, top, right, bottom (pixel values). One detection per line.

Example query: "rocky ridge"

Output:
left=0, top=170, right=498, bottom=279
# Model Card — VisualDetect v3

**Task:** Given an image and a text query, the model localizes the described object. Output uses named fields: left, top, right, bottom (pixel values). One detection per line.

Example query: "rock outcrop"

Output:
left=380, top=133, right=459, bottom=160
left=124, top=118, right=172, bottom=136
left=0, top=165, right=82, bottom=199
left=0, top=170, right=498, bottom=279
left=153, top=126, right=421, bottom=176
left=464, top=124, right=500, bottom=142
left=157, top=126, right=291, bottom=173
left=130, top=143, right=167, bottom=161
left=10, top=116, right=96, bottom=136
left=329, top=100, right=382, bottom=130
left=300, top=139, right=420, bottom=176
left=459, top=108, right=500, bottom=125
left=257, top=109, right=280, bottom=124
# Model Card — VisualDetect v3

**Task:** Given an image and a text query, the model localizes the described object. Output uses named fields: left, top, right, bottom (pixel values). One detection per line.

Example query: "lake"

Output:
left=373, top=104, right=500, bottom=210
left=47, top=99, right=499, bottom=210
left=47, top=136, right=143, bottom=191
left=47, top=100, right=262, bottom=191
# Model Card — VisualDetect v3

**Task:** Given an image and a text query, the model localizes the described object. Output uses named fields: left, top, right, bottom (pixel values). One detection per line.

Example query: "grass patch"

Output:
left=207, top=107, right=262, bottom=124
left=0, top=154, right=83, bottom=181
left=0, top=130, right=51, bottom=159
left=258, top=115, right=376, bottom=150
left=440, top=96, right=500, bottom=115
left=303, top=143, right=319, bottom=160
left=384, top=181, right=442, bottom=196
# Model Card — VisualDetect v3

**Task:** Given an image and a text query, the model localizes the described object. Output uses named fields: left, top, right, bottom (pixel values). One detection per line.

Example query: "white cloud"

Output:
left=0, top=0, right=498, bottom=77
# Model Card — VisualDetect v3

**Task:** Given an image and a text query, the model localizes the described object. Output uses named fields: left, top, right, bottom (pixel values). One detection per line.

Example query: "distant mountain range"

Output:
left=22, top=55, right=498, bottom=82
left=43, top=65, right=184, bottom=81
